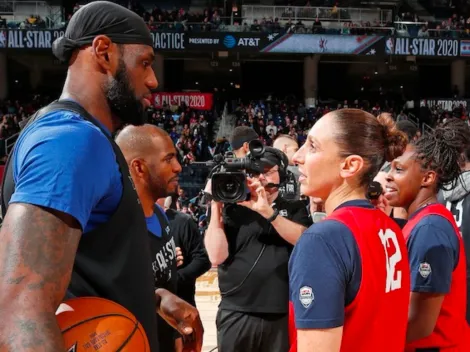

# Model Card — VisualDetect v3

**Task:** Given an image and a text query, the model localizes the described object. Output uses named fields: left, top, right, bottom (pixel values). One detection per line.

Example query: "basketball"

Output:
left=56, top=297, right=150, bottom=352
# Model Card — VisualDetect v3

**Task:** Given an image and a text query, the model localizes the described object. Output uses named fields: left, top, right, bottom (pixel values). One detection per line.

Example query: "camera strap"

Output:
left=219, top=243, right=266, bottom=297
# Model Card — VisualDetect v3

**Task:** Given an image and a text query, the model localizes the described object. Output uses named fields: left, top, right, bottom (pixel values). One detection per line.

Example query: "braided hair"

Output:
left=413, top=118, right=470, bottom=191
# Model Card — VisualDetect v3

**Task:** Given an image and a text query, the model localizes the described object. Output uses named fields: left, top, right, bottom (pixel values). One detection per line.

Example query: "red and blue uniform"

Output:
left=403, top=204, right=469, bottom=352
left=288, top=200, right=410, bottom=352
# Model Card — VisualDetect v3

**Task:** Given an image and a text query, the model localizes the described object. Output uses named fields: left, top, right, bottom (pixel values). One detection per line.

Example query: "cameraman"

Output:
left=273, top=135, right=300, bottom=200
left=204, top=148, right=312, bottom=352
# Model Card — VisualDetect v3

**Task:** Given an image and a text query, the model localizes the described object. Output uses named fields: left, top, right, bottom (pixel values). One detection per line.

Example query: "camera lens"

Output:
left=212, top=172, right=247, bottom=203
left=216, top=176, right=243, bottom=200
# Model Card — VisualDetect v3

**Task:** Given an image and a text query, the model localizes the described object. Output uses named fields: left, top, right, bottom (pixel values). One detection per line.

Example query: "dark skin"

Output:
left=0, top=36, right=159, bottom=351
left=385, top=144, right=444, bottom=342
left=116, top=125, right=204, bottom=352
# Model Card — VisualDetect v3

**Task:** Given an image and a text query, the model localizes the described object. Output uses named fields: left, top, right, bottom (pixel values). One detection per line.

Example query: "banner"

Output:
left=260, top=34, right=386, bottom=55
left=420, top=99, right=469, bottom=111
left=385, top=37, right=460, bottom=57
left=152, top=92, right=213, bottom=110
left=185, top=32, right=266, bottom=52
left=0, top=29, right=65, bottom=49
left=1, top=29, right=469, bottom=57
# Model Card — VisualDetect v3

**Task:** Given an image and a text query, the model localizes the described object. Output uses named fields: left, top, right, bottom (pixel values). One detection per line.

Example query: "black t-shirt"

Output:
left=217, top=197, right=312, bottom=314
left=278, top=166, right=301, bottom=201
left=166, top=209, right=211, bottom=307
left=147, top=205, right=178, bottom=352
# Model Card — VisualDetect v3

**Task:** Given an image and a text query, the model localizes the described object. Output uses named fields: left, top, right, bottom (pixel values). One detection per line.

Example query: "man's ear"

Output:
left=91, top=35, right=119, bottom=72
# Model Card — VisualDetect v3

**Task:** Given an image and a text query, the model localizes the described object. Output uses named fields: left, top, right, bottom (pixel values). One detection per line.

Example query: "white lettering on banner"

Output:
left=154, top=94, right=206, bottom=108
left=238, top=38, right=260, bottom=47
left=378, top=228, right=403, bottom=293
left=422, top=99, right=467, bottom=111
left=393, top=38, right=459, bottom=57
left=8, top=30, right=65, bottom=49
left=152, top=32, right=185, bottom=50
left=188, top=38, right=220, bottom=45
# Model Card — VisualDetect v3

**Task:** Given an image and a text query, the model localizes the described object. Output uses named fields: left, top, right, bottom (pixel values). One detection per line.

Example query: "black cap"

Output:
left=230, top=127, right=259, bottom=150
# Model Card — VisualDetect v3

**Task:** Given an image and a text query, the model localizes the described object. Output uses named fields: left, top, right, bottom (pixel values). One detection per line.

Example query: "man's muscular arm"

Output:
left=0, top=203, right=81, bottom=352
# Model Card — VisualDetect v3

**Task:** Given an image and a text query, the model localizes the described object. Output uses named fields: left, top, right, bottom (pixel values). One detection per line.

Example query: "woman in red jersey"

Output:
left=289, top=109, right=410, bottom=352
left=386, top=119, right=470, bottom=351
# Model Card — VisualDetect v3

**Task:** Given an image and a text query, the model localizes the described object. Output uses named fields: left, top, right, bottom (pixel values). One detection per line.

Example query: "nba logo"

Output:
left=385, top=37, right=394, bottom=55
left=0, top=30, right=6, bottom=48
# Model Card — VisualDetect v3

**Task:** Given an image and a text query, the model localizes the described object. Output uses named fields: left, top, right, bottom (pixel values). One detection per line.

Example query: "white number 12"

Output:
left=378, top=229, right=403, bottom=293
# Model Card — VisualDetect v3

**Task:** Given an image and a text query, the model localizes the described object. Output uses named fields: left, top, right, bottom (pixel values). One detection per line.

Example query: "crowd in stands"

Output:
left=2, top=0, right=470, bottom=38
left=0, top=94, right=218, bottom=164
left=217, top=96, right=469, bottom=153
left=0, top=14, right=46, bottom=29
left=147, top=103, right=216, bottom=164
left=2, top=92, right=468, bottom=165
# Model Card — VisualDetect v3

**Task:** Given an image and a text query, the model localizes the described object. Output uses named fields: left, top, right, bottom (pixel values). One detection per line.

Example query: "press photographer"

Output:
left=204, top=145, right=312, bottom=352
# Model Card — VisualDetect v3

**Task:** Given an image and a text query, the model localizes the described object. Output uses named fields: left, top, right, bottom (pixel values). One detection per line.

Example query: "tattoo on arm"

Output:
left=0, top=203, right=81, bottom=351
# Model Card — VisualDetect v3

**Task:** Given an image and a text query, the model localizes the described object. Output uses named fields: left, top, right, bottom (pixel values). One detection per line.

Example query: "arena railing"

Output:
left=422, top=122, right=434, bottom=135
left=5, top=131, right=18, bottom=156
left=0, top=0, right=63, bottom=28
left=241, top=5, right=393, bottom=24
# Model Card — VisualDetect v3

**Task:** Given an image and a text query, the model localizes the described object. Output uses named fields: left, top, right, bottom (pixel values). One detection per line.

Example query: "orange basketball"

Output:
left=56, top=297, right=150, bottom=352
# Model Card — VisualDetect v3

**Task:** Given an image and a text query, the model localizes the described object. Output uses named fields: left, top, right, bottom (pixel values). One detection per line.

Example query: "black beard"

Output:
left=105, top=58, right=147, bottom=126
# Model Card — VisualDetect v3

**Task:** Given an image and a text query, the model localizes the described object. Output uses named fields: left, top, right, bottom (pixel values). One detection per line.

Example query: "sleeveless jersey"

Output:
left=289, top=206, right=410, bottom=352
left=1, top=101, right=160, bottom=351
left=438, top=188, right=470, bottom=325
left=403, top=204, right=469, bottom=352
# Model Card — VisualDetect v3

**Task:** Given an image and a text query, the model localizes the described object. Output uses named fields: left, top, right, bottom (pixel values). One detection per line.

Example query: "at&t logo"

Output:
left=223, top=35, right=236, bottom=48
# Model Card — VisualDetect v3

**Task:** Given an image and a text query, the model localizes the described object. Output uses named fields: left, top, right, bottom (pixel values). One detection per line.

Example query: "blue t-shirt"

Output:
left=289, top=199, right=367, bottom=329
left=146, top=205, right=170, bottom=238
left=407, top=209, right=460, bottom=294
left=10, top=109, right=123, bottom=233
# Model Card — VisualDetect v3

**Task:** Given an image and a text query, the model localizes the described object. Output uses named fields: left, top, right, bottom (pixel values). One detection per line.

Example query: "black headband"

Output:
left=52, top=1, right=153, bottom=62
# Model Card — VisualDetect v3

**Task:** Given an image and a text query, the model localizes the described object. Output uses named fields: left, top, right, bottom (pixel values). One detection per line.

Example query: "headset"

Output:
left=366, top=181, right=383, bottom=200
left=261, top=146, right=289, bottom=188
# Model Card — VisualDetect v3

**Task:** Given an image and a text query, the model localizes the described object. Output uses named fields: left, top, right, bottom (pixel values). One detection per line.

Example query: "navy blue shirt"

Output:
left=147, top=214, right=163, bottom=238
left=407, top=208, right=460, bottom=294
left=11, top=109, right=122, bottom=233
left=288, top=200, right=368, bottom=329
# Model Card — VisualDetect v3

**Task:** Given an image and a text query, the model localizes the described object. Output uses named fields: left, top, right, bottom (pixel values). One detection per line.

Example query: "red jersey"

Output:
left=404, top=204, right=469, bottom=351
left=289, top=206, right=410, bottom=352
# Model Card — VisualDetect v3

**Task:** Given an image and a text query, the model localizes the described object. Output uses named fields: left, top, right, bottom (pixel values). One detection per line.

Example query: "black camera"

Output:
left=208, top=140, right=268, bottom=203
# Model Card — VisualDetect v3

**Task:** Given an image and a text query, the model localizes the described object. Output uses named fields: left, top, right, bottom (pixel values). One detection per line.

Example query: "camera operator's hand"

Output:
left=204, top=179, right=212, bottom=195
left=238, top=177, right=274, bottom=219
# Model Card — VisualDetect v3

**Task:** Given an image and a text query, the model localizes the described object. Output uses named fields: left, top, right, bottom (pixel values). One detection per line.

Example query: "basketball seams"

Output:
left=115, top=322, right=139, bottom=352
left=60, top=313, right=136, bottom=334
left=58, top=297, right=149, bottom=351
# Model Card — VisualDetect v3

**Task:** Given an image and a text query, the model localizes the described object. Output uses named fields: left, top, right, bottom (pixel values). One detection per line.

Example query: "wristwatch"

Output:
left=266, top=208, right=279, bottom=223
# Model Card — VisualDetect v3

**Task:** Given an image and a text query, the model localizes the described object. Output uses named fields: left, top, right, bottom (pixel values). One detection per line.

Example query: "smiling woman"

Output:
left=288, top=109, right=410, bottom=352
left=385, top=119, right=470, bottom=350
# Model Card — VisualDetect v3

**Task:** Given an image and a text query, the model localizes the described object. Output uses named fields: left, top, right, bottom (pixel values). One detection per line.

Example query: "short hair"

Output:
left=274, top=134, right=298, bottom=146
left=396, top=120, right=419, bottom=142
left=230, top=126, right=259, bottom=150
